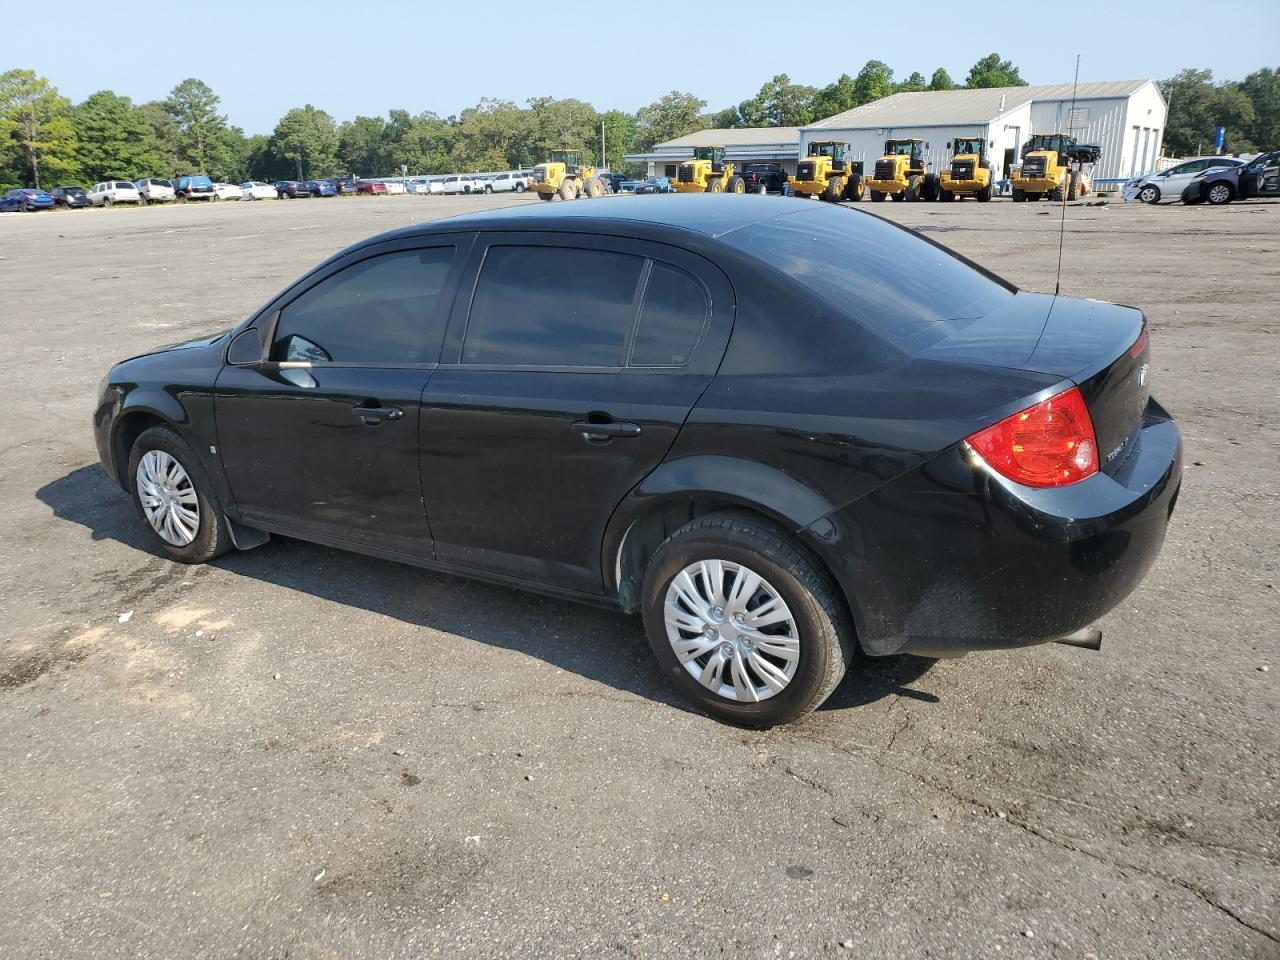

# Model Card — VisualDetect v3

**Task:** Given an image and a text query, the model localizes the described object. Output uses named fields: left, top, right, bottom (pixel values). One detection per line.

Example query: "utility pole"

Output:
left=601, top=121, right=606, bottom=172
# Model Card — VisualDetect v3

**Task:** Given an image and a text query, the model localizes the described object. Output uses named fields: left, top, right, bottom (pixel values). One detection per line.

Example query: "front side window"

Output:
left=462, top=246, right=644, bottom=367
left=272, top=247, right=455, bottom=365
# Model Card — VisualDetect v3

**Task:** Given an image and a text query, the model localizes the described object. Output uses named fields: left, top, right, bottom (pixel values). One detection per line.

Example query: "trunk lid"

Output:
left=919, top=291, right=1149, bottom=477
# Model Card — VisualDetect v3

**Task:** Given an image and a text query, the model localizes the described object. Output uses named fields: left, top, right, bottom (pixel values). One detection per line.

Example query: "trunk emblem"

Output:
left=1138, top=363, right=1149, bottom=386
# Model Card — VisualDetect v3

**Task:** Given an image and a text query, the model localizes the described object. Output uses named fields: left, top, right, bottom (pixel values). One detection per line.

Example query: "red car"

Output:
left=356, top=181, right=387, bottom=195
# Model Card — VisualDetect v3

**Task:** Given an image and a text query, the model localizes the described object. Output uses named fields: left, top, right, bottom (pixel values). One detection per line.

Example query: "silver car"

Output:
left=1124, top=156, right=1243, bottom=203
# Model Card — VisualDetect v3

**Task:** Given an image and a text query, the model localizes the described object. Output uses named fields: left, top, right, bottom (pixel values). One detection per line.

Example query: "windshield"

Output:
left=954, top=139, right=982, bottom=155
left=550, top=151, right=577, bottom=164
left=1026, top=135, right=1067, bottom=154
left=723, top=206, right=1014, bottom=352
left=887, top=141, right=917, bottom=156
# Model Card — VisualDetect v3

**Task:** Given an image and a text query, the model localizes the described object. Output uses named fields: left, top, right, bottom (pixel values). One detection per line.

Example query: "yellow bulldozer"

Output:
left=1010, top=133, right=1102, bottom=202
left=866, top=138, right=938, bottom=202
left=938, top=136, right=993, bottom=202
left=529, top=149, right=605, bottom=201
left=673, top=146, right=745, bottom=194
left=789, top=140, right=866, bottom=202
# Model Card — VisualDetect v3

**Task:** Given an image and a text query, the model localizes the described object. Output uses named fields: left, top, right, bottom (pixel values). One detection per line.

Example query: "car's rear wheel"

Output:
left=641, top=512, right=854, bottom=727
left=1206, top=182, right=1233, bottom=205
left=127, top=426, right=230, bottom=565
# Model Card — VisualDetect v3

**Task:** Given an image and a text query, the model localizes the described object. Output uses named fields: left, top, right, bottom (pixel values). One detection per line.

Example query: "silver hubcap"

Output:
left=1209, top=184, right=1229, bottom=203
left=136, top=450, right=200, bottom=546
left=1141, top=187, right=1157, bottom=202
left=663, top=560, right=800, bottom=703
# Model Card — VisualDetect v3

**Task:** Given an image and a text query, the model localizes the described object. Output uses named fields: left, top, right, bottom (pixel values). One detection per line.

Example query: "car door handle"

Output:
left=571, top=419, right=642, bottom=440
left=352, top=404, right=403, bottom=423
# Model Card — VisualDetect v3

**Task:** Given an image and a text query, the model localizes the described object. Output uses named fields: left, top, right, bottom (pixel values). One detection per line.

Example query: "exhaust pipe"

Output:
left=1055, top=626, right=1102, bottom=651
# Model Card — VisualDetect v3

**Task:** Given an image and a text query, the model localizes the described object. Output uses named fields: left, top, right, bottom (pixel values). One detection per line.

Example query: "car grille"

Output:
left=951, top=160, right=975, bottom=180
left=1022, top=156, right=1047, bottom=178
left=797, top=161, right=816, bottom=182
left=678, top=163, right=696, bottom=183
left=874, top=159, right=898, bottom=181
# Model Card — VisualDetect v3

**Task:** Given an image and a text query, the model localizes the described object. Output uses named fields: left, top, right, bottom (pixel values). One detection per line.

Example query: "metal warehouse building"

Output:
left=803, top=80, right=1167, bottom=187
left=627, top=80, right=1166, bottom=188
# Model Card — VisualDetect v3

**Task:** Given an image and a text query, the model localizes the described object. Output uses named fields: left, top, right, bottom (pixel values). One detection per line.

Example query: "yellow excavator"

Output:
left=789, top=140, right=866, bottom=202
left=937, top=136, right=993, bottom=202
left=673, top=146, right=745, bottom=194
left=865, top=138, right=938, bottom=202
left=1010, top=133, right=1101, bottom=202
left=529, top=149, right=605, bottom=201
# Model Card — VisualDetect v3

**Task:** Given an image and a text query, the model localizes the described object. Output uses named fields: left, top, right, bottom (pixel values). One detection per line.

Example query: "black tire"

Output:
left=939, top=189, right=955, bottom=202
left=1049, top=183, right=1065, bottom=202
left=903, top=175, right=921, bottom=201
left=641, top=512, right=854, bottom=727
left=127, top=426, right=231, bottom=565
left=705, top=177, right=723, bottom=193
left=1012, top=188, right=1026, bottom=202
left=584, top=177, right=604, bottom=199
left=211, top=193, right=221, bottom=202
left=515, top=182, right=525, bottom=192
left=921, top=173, right=939, bottom=202
left=1205, top=181, right=1234, bottom=205
left=103, top=197, right=113, bottom=208
left=843, top=177, right=864, bottom=202
left=558, top=178, right=578, bottom=200
left=870, top=190, right=885, bottom=202
left=976, top=184, right=991, bottom=202
left=1068, top=171, right=1081, bottom=201
left=726, top=175, right=746, bottom=194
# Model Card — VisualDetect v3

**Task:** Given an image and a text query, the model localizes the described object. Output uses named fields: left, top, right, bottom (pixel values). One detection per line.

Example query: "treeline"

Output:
left=2, top=58, right=1276, bottom=189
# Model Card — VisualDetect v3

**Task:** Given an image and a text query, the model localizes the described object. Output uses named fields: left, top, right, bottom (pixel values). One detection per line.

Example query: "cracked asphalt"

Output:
left=0, top=193, right=1276, bottom=959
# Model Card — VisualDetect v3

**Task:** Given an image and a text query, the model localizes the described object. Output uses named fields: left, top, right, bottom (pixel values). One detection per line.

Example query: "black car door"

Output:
left=214, top=238, right=470, bottom=559
left=419, top=232, right=734, bottom=594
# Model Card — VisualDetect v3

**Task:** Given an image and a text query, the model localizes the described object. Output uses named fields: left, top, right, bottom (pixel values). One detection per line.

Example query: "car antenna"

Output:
left=1054, top=54, right=1082, bottom=297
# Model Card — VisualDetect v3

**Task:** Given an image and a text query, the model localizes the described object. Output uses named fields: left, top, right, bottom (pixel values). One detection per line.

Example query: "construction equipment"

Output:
left=789, top=141, right=866, bottom=202
left=529, top=149, right=605, bottom=201
left=866, top=139, right=938, bottom=203
left=672, top=146, right=745, bottom=194
left=937, top=136, right=993, bottom=202
left=1010, top=133, right=1102, bottom=202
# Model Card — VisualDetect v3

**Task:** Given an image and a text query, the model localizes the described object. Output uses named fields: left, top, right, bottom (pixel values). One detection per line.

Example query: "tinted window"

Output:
left=273, top=247, right=455, bottom=364
left=723, top=205, right=1013, bottom=351
left=463, top=246, right=644, bottom=367
left=630, top=264, right=708, bottom=367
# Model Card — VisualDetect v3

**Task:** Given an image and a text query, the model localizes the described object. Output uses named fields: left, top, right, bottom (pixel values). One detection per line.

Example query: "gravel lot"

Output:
left=1, top=193, right=1276, bottom=960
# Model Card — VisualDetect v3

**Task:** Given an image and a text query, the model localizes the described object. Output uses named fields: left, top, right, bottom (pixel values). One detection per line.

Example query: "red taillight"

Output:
left=965, top=386, right=1099, bottom=488
left=1129, top=329, right=1148, bottom=358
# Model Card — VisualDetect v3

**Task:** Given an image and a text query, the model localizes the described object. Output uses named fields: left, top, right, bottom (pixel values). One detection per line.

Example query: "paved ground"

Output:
left=0, top=193, right=1276, bottom=960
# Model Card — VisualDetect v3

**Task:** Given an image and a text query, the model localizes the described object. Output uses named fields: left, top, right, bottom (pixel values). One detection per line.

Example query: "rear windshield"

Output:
left=114, top=181, right=134, bottom=188
left=722, top=205, right=1014, bottom=351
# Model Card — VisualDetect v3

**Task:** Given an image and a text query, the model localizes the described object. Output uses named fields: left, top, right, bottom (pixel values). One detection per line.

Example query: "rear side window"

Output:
left=724, top=205, right=1014, bottom=351
left=630, top=264, right=709, bottom=367
left=462, top=246, right=644, bottom=367
left=273, top=247, right=455, bottom=364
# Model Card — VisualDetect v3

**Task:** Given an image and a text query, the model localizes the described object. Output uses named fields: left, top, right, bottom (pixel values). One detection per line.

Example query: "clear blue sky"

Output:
left=22, top=0, right=1279, bottom=135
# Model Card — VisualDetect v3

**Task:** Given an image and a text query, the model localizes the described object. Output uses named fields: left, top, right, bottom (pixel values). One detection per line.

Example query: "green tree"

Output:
left=735, top=74, right=818, bottom=127
left=1161, top=68, right=1256, bottom=156
left=72, top=91, right=170, bottom=182
left=209, top=126, right=252, bottom=182
left=1240, top=67, right=1280, bottom=153
left=853, top=61, right=895, bottom=105
left=634, top=91, right=706, bottom=151
left=599, top=108, right=637, bottom=171
left=165, top=78, right=227, bottom=173
left=382, top=110, right=453, bottom=174
left=896, top=71, right=928, bottom=93
left=271, top=105, right=339, bottom=180
left=929, top=68, right=956, bottom=91
left=526, top=96, right=599, bottom=164
left=965, top=54, right=1026, bottom=89
left=452, top=98, right=530, bottom=170
left=337, top=115, right=387, bottom=176
left=135, top=100, right=181, bottom=177
left=0, top=69, right=77, bottom=187
left=810, top=73, right=858, bottom=121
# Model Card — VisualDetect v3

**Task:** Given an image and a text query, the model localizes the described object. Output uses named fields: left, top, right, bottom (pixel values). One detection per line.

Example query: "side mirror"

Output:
left=227, top=327, right=264, bottom=366
left=945, top=141, right=952, bottom=150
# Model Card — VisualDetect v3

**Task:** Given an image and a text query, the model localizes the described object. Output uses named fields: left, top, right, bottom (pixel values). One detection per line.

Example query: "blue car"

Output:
left=1, top=188, right=55, bottom=212
left=307, top=179, right=338, bottom=197
left=634, top=176, right=673, bottom=194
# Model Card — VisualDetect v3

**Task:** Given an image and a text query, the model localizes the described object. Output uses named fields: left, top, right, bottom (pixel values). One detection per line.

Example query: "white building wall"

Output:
left=1027, top=83, right=1166, bottom=183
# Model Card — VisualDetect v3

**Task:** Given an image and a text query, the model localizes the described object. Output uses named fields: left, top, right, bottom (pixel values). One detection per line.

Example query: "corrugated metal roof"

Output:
left=805, top=80, right=1153, bottom=130
left=656, top=126, right=800, bottom=148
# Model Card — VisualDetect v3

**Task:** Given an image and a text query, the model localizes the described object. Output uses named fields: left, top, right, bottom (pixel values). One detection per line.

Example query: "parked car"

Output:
left=0, top=187, right=55, bottom=211
left=486, top=171, right=529, bottom=193
left=1181, top=150, right=1280, bottom=205
left=275, top=180, right=310, bottom=199
left=92, top=196, right=1181, bottom=727
left=241, top=181, right=277, bottom=201
left=634, top=176, right=673, bottom=194
left=1123, top=157, right=1242, bottom=204
left=597, top=172, right=629, bottom=194
left=306, top=179, right=338, bottom=198
left=88, top=181, right=142, bottom=206
left=439, top=174, right=482, bottom=195
left=49, top=185, right=90, bottom=209
left=333, top=178, right=361, bottom=194
left=738, top=163, right=789, bottom=195
left=173, top=175, right=215, bottom=202
left=212, top=182, right=243, bottom=201
left=382, top=180, right=406, bottom=195
left=406, top=178, right=441, bottom=195
left=356, top=180, right=387, bottom=195
left=134, top=178, right=175, bottom=204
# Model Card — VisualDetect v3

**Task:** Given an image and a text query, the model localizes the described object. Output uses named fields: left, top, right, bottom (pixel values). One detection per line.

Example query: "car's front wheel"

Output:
left=1206, top=182, right=1234, bottom=205
left=1138, top=184, right=1160, bottom=203
left=128, top=426, right=230, bottom=564
left=641, top=513, right=854, bottom=727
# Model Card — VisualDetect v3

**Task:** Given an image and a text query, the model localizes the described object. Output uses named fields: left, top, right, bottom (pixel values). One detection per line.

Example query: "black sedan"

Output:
left=50, top=185, right=91, bottom=208
left=1182, top=150, right=1280, bottom=204
left=92, top=197, right=1182, bottom=727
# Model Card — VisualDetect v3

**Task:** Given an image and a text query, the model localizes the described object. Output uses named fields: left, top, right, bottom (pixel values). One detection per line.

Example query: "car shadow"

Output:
left=37, top=464, right=938, bottom=718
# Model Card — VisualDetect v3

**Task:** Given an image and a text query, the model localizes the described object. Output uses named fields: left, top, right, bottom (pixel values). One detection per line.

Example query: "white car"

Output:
left=485, top=171, right=529, bottom=193
left=1123, top=156, right=1243, bottom=203
left=240, top=181, right=277, bottom=201
left=134, top=178, right=175, bottom=203
left=382, top=180, right=406, bottom=195
left=406, top=178, right=441, bottom=195
left=439, top=174, right=484, bottom=195
left=88, top=181, right=142, bottom=206
left=212, top=183, right=242, bottom=201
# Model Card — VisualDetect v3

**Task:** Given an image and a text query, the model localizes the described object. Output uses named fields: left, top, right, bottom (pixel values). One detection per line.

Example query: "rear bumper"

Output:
left=788, top=178, right=825, bottom=196
left=939, top=174, right=985, bottom=192
left=865, top=178, right=906, bottom=193
left=802, top=398, right=1182, bottom=657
